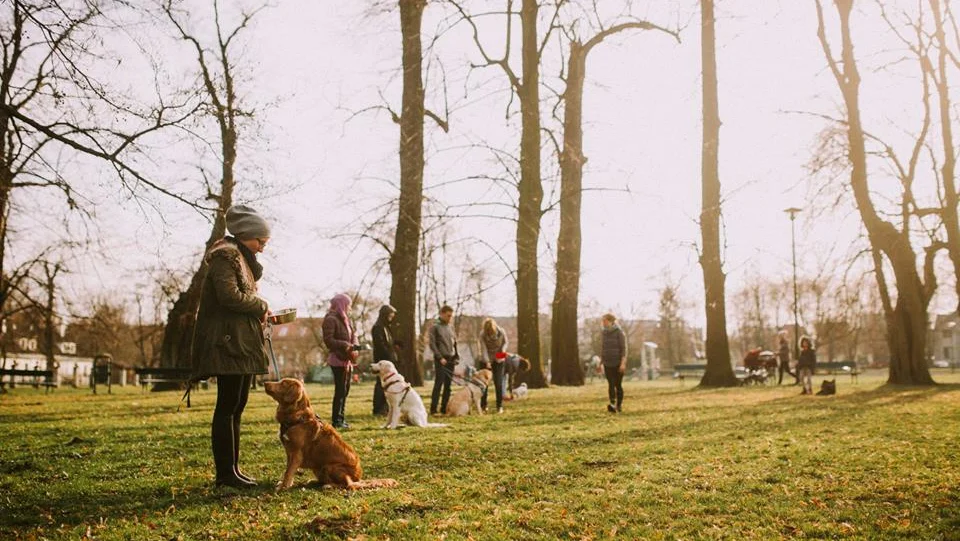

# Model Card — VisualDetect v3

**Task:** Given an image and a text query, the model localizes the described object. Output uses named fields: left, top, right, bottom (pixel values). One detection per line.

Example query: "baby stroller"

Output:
left=742, top=348, right=778, bottom=385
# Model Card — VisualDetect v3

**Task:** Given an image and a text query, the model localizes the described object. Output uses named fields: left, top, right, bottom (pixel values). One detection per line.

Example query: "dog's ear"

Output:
left=282, top=380, right=302, bottom=404
left=292, top=381, right=311, bottom=411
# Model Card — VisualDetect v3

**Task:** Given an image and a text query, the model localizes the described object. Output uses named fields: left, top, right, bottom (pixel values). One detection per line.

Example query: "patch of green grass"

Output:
left=1, top=370, right=959, bottom=540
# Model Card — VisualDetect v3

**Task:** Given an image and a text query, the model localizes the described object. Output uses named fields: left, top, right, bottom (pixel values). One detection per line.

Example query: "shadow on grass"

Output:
left=0, top=475, right=279, bottom=533
left=764, top=381, right=960, bottom=410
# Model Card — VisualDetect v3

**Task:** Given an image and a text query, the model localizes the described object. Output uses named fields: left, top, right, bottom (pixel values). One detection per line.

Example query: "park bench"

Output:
left=673, top=363, right=707, bottom=382
left=134, top=367, right=196, bottom=390
left=816, top=361, right=861, bottom=383
left=134, top=367, right=201, bottom=408
left=0, top=368, right=57, bottom=392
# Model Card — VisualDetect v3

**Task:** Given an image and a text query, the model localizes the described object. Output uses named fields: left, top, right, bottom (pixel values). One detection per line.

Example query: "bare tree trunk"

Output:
left=514, top=0, right=547, bottom=388
left=551, top=40, right=586, bottom=386
left=698, top=0, right=736, bottom=387
left=549, top=18, right=674, bottom=386
left=816, top=0, right=934, bottom=385
left=929, top=0, right=960, bottom=314
left=389, top=0, right=427, bottom=386
left=41, top=261, right=60, bottom=372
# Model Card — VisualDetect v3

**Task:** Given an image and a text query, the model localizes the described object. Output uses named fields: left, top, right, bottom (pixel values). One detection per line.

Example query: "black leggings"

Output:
left=212, top=374, right=253, bottom=476
left=213, top=374, right=253, bottom=427
left=604, top=365, right=623, bottom=408
left=331, top=366, right=351, bottom=426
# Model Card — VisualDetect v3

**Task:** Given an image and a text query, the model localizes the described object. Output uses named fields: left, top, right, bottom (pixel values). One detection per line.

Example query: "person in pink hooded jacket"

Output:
left=322, top=293, right=359, bottom=428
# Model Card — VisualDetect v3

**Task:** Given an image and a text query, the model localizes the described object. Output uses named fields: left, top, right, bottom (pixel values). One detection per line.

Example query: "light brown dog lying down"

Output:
left=445, top=368, right=493, bottom=417
left=264, top=378, right=397, bottom=490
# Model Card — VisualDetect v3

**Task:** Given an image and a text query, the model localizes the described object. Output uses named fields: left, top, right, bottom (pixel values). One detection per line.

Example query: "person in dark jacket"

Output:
left=429, top=305, right=458, bottom=414
left=323, top=293, right=359, bottom=428
left=479, top=317, right=508, bottom=413
left=777, top=332, right=794, bottom=385
left=600, top=313, right=627, bottom=413
left=500, top=351, right=530, bottom=399
left=370, top=305, right=398, bottom=416
left=192, top=204, right=271, bottom=488
left=797, top=335, right=817, bottom=395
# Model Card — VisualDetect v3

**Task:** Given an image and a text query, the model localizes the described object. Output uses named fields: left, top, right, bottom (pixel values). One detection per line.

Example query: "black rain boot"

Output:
left=212, top=416, right=250, bottom=489
left=232, top=417, right=256, bottom=485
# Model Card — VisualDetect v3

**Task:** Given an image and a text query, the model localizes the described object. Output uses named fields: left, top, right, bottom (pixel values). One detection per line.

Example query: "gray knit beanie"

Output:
left=225, top=204, right=271, bottom=240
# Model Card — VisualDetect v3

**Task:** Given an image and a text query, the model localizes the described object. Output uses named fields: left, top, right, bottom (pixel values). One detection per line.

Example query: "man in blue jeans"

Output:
left=429, top=305, right=458, bottom=414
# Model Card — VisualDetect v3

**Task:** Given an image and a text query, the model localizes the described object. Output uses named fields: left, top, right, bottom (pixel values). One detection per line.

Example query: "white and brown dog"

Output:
left=370, top=360, right=446, bottom=429
left=445, top=368, right=493, bottom=417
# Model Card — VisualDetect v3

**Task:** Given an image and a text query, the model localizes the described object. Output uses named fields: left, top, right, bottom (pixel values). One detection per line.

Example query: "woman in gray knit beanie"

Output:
left=192, top=204, right=271, bottom=488
left=226, top=204, right=271, bottom=241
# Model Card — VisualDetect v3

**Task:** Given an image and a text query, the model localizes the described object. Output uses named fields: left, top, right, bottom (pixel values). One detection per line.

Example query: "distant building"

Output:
left=931, top=313, right=960, bottom=366
left=268, top=317, right=327, bottom=378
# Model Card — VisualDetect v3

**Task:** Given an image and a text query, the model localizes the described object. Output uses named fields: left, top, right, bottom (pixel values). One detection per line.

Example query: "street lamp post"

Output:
left=784, top=207, right=803, bottom=367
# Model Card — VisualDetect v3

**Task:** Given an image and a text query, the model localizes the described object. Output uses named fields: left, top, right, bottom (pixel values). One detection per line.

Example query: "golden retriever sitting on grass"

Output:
left=264, top=378, right=397, bottom=490
left=445, top=368, right=493, bottom=417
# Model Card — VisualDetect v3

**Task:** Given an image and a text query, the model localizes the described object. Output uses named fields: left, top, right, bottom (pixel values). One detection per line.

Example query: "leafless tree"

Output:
left=549, top=5, right=677, bottom=386
left=698, top=0, right=736, bottom=386
left=655, top=281, right=689, bottom=366
left=0, top=1, right=205, bottom=369
left=448, top=0, right=568, bottom=388
left=157, top=0, right=266, bottom=377
left=815, top=0, right=936, bottom=384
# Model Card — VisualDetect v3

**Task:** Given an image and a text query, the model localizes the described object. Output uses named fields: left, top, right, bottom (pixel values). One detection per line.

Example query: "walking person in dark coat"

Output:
left=797, top=335, right=817, bottom=395
left=777, top=332, right=794, bottom=385
left=429, top=305, right=458, bottom=415
left=600, top=313, right=627, bottom=413
left=192, top=204, right=271, bottom=488
left=323, top=293, right=359, bottom=428
left=370, top=305, right=398, bottom=416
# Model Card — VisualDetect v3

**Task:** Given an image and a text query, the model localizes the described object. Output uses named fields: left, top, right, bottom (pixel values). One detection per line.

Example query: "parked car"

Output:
left=933, top=360, right=950, bottom=368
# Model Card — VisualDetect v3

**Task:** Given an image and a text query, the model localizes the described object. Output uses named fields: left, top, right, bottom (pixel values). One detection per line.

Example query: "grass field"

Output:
left=1, top=370, right=959, bottom=540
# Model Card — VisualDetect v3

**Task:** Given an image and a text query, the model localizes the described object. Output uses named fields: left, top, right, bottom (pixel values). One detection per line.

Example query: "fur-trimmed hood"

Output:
left=206, top=238, right=258, bottom=295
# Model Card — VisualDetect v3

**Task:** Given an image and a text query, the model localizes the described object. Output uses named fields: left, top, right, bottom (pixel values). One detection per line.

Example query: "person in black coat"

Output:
left=600, top=313, right=627, bottom=413
left=777, top=332, right=794, bottom=385
left=371, top=305, right=398, bottom=416
left=797, top=336, right=817, bottom=395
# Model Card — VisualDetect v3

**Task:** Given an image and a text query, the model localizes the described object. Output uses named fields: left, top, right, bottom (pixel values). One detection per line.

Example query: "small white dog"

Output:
left=512, top=382, right=528, bottom=400
left=370, top=360, right=445, bottom=429
left=445, top=369, right=493, bottom=417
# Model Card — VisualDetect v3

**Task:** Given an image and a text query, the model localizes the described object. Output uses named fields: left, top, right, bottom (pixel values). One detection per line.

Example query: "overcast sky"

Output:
left=25, top=0, right=958, bottom=330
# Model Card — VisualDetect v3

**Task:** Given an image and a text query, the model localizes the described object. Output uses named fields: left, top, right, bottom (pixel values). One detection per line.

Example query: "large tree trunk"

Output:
left=388, top=0, right=427, bottom=386
left=550, top=40, right=586, bottom=386
left=515, top=0, right=546, bottom=387
left=698, top=0, right=737, bottom=387
left=817, top=0, right=934, bottom=385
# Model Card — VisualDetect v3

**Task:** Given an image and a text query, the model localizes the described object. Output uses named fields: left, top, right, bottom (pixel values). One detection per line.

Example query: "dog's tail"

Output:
left=346, top=478, right=398, bottom=490
left=423, top=422, right=449, bottom=428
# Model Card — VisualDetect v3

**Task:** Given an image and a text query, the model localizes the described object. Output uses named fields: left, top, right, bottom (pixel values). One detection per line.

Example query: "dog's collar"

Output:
left=279, top=412, right=322, bottom=442
left=382, top=374, right=409, bottom=393
left=468, top=377, right=488, bottom=390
